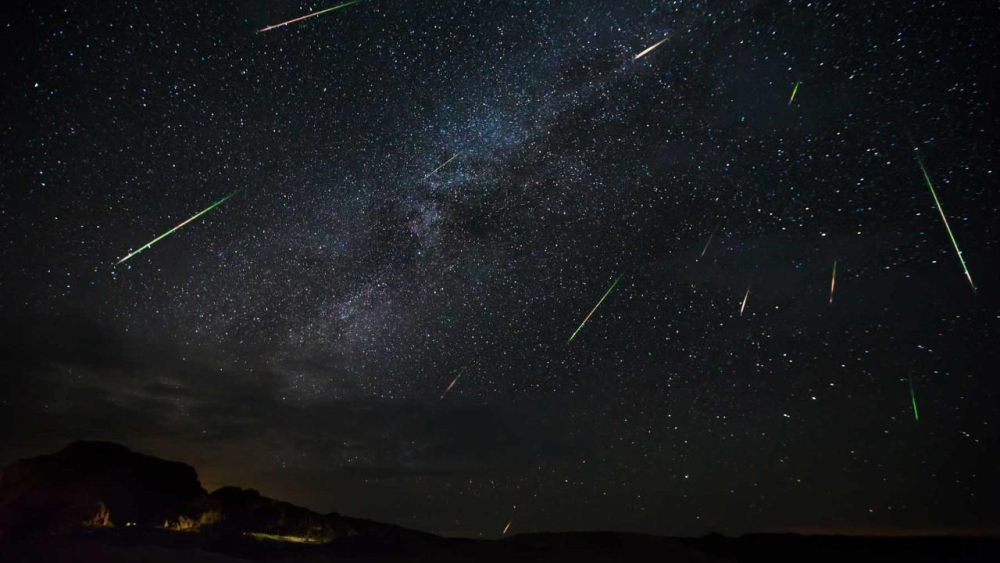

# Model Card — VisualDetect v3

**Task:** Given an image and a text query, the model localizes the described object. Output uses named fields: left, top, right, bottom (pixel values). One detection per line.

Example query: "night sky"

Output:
left=1, top=0, right=998, bottom=539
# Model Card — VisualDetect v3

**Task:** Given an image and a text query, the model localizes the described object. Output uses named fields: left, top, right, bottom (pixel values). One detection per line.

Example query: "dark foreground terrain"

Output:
left=1, top=442, right=996, bottom=562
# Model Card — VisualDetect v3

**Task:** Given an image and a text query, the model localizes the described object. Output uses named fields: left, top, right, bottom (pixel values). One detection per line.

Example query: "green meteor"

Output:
left=909, top=378, right=919, bottom=421
left=568, top=275, right=622, bottom=343
left=913, top=147, right=976, bottom=292
left=788, top=80, right=800, bottom=105
left=116, top=191, right=239, bottom=265
left=424, top=152, right=460, bottom=180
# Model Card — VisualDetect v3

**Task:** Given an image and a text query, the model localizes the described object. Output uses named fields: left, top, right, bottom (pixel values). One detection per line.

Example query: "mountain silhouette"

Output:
left=1, top=442, right=996, bottom=562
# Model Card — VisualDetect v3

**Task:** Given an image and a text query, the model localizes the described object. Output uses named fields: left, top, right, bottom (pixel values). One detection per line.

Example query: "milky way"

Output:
left=1, top=0, right=998, bottom=538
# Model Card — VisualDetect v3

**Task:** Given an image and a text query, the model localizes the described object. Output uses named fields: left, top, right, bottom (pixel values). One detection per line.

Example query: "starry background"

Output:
left=1, top=0, right=998, bottom=539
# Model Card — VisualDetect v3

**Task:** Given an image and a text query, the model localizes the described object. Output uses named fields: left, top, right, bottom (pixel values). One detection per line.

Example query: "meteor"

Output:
left=633, top=36, right=669, bottom=60
left=912, top=146, right=976, bottom=292
left=568, top=275, right=622, bottom=343
left=739, top=287, right=750, bottom=316
left=424, top=152, right=460, bottom=180
left=788, top=80, right=800, bottom=105
left=259, top=0, right=363, bottom=33
left=502, top=520, right=513, bottom=536
left=909, top=378, right=919, bottom=421
left=439, top=368, right=466, bottom=400
left=829, top=260, right=837, bottom=304
left=116, top=191, right=238, bottom=265
left=700, top=230, right=715, bottom=258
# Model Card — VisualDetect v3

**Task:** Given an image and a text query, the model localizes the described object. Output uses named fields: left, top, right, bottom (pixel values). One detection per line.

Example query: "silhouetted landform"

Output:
left=1, top=442, right=997, bottom=562
left=0, top=441, right=205, bottom=535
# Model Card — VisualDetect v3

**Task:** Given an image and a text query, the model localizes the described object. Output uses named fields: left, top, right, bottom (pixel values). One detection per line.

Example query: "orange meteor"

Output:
left=259, top=0, right=363, bottom=33
left=829, top=260, right=837, bottom=304
left=439, top=368, right=466, bottom=400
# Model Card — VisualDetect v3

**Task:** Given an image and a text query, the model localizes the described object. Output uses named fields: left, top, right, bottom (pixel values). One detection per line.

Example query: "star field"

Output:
left=1, top=0, right=998, bottom=538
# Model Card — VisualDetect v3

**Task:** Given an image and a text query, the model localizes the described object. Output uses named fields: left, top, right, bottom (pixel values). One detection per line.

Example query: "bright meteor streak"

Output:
left=439, top=368, right=466, bottom=400
left=829, top=260, right=837, bottom=304
left=424, top=152, right=460, bottom=180
left=568, top=275, right=622, bottom=343
left=633, top=36, right=669, bottom=60
left=740, top=287, right=750, bottom=316
left=788, top=80, right=800, bottom=105
left=259, top=0, right=363, bottom=33
left=909, top=378, right=919, bottom=421
left=116, top=191, right=238, bottom=265
left=502, top=520, right=513, bottom=536
left=913, top=147, right=976, bottom=292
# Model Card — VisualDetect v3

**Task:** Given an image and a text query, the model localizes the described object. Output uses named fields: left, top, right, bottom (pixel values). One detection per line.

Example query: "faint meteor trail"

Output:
left=502, top=520, right=513, bottom=536
left=439, top=368, right=466, bottom=400
left=912, top=146, right=976, bottom=292
left=829, top=260, right=837, bottom=304
left=424, top=152, right=460, bottom=180
left=633, top=36, right=669, bottom=60
left=116, top=191, right=238, bottom=265
left=700, top=231, right=715, bottom=258
left=909, top=378, right=919, bottom=421
left=788, top=80, right=800, bottom=105
left=568, top=275, right=622, bottom=343
left=739, top=287, right=750, bottom=316
left=259, top=0, right=363, bottom=33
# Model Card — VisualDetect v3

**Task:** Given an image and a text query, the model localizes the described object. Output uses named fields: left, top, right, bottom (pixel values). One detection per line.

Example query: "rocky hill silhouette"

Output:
left=0, top=442, right=433, bottom=546
left=0, top=441, right=205, bottom=537
left=1, top=442, right=997, bottom=562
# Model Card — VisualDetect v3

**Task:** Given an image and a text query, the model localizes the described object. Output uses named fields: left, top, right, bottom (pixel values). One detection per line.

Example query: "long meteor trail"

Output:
left=634, top=36, right=669, bottom=60
left=568, top=275, right=622, bottom=343
left=829, top=260, right=837, bottom=304
left=259, top=0, right=363, bottom=33
left=116, top=191, right=238, bottom=265
left=424, top=152, right=460, bottom=180
left=912, top=146, right=976, bottom=292
left=788, top=80, right=800, bottom=105
left=909, top=378, right=919, bottom=421
left=502, top=519, right=513, bottom=536
left=740, top=287, right=750, bottom=316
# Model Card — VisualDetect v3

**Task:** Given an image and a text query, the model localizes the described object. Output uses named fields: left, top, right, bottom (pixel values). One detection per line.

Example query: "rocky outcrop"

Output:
left=0, top=441, right=205, bottom=540
left=0, top=441, right=426, bottom=547
left=204, top=486, right=355, bottom=542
